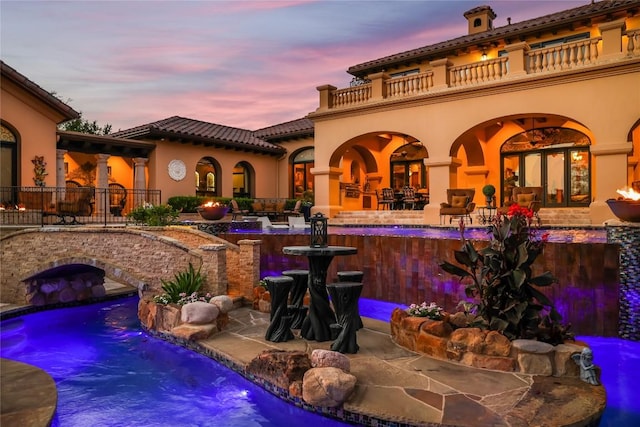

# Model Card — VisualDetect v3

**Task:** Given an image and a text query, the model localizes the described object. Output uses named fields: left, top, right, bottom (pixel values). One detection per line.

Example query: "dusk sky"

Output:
left=2, top=0, right=588, bottom=132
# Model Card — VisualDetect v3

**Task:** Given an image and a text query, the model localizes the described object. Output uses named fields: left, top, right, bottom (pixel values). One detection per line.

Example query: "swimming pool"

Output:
left=2, top=296, right=638, bottom=426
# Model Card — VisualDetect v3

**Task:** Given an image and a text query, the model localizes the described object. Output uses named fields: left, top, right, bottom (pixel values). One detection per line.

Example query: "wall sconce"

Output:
left=481, top=50, right=488, bottom=61
left=310, top=213, right=328, bottom=248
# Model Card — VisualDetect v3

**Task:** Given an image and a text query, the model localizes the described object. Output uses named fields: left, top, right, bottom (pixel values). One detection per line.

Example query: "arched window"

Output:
left=233, top=162, right=253, bottom=198
left=501, top=127, right=591, bottom=207
left=196, top=157, right=220, bottom=196
left=390, top=143, right=428, bottom=191
left=1, top=123, right=18, bottom=205
left=292, top=148, right=314, bottom=199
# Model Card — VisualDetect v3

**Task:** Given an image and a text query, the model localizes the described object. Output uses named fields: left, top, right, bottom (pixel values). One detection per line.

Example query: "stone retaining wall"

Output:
left=390, top=308, right=588, bottom=377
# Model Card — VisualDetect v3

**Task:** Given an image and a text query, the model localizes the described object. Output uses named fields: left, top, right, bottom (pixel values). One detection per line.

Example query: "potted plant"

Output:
left=482, top=184, right=496, bottom=207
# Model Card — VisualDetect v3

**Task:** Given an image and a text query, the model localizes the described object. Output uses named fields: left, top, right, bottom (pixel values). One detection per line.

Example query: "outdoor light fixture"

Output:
left=481, top=50, right=488, bottom=61
left=310, top=212, right=328, bottom=248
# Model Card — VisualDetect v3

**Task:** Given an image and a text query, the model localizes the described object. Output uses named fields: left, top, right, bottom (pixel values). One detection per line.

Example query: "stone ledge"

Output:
left=390, top=308, right=588, bottom=377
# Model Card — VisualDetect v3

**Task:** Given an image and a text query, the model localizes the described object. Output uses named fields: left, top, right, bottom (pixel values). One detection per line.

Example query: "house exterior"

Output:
left=308, top=0, right=640, bottom=224
left=2, top=1, right=639, bottom=226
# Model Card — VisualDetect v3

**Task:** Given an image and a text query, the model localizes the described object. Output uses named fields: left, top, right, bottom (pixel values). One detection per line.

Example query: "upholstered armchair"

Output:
left=439, top=188, right=476, bottom=224
left=498, top=186, right=543, bottom=224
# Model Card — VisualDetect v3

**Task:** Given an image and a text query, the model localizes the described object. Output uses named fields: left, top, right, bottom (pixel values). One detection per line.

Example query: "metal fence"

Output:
left=0, top=186, right=161, bottom=226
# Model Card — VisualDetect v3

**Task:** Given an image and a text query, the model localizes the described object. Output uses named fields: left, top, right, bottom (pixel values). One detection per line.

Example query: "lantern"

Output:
left=310, top=212, right=328, bottom=248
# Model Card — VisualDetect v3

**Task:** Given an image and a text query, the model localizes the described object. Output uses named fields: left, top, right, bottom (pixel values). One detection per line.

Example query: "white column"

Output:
left=95, top=153, right=110, bottom=215
left=56, top=149, right=67, bottom=190
left=133, top=157, right=148, bottom=207
left=422, top=156, right=462, bottom=224
left=309, top=166, right=343, bottom=218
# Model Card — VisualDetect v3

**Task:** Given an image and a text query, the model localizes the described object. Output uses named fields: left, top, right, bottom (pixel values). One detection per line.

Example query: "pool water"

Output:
left=0, top=297, right=349, bottom=427
left=1, top=296, right=638, bottom=426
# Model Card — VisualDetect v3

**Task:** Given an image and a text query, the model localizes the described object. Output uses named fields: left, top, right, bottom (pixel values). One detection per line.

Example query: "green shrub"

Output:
left=127, top=203, right=179, bottom=226
left=154, top=263, right=206, bottom=305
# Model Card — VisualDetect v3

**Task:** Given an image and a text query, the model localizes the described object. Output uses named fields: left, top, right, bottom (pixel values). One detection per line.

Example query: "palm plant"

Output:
left=158, top=263, right=204, bottom=304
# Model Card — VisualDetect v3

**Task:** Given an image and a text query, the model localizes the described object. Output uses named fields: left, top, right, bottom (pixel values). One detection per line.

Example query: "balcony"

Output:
left=316, top=22, right=640, bottom=112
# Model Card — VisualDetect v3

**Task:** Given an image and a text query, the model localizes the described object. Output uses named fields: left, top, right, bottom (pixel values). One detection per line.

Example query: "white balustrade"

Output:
left=626, top=29, right=640, bottom=56
left=385, top=72, right=434, bottom=98
left=449, top=57, right=508, bottom=87
left=332, top=84, right=372, bottom=108
left=527, top=38, right=600, bottom=74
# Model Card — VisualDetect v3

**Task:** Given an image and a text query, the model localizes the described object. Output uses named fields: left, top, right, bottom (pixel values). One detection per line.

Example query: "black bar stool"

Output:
left=327, top=282, right=363, bottom=354
left=337, top=270, right=364, bottom=329
left=282, top=269, right=309, bottom=329
left=263, top=276, right=294, bottom=342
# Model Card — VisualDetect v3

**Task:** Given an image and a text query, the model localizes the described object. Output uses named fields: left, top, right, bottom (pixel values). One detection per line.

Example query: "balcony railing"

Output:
left=0, top=186, right=161, bottom=227
left=317, top=21, right=638, bottom=111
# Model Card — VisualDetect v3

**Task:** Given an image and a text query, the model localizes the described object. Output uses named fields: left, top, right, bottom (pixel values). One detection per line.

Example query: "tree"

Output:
left=59, top=116, right=112, bottom=135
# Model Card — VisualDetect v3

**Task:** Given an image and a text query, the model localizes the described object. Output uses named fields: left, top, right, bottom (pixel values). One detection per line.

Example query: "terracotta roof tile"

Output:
left=1, top=60, right=80, bottom=122
left=253, top=118, right=314, bottom=141
left=348, top=0, right=640, bottom=76
left=111, top=116, right=286, bottom=155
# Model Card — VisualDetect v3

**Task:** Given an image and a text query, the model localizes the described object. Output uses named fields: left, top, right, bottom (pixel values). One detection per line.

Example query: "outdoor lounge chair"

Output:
left=498, top=186, right=543, bottom=224
left=257, top=216, right=289, bottom=229
left=439, top=188, right=476, bottom=224
left=230, top=199, right=249, bottom=220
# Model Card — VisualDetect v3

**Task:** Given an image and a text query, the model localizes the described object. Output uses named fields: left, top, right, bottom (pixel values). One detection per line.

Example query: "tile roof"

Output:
left=253, top=117, right=314, bottom=142
left=1, top=60, right=80, bottom=122
left=111, top=116, right=286, bottom=155
left=348, top=0, right=640, bottom=76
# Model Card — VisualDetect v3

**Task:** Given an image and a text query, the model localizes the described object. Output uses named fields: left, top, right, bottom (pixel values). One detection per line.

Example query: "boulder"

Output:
left=246, top=350, right=311, bottom=390
left=302, top=367, right=357, bottom=407
left=181, top=301, right=219, bottom=324
left=310, top=349, right=351, bottom=372
left=209, top=295, right=234, bottom=313
left=171, top=323, right=217, bottom=340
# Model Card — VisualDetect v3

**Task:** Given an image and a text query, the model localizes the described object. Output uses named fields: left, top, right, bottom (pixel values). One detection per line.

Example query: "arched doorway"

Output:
left=390, top=141, right=428, bottom=192
left=291, top=148, right=314, bottom=199
left=501, top=124, right=591, bottom=207
left=196, top=157, right=221, bottom=197
left=233, top=162, right=253, bottom=198
left=1, top=123, right=18, bottom=205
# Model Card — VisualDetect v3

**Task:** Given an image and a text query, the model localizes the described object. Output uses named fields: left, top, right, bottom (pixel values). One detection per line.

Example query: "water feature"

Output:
left=2, top=295, right=639, bottom=426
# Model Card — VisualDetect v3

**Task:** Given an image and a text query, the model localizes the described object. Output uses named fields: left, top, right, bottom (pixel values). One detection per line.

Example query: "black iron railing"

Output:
left=0, top=186, right=161, bottom=226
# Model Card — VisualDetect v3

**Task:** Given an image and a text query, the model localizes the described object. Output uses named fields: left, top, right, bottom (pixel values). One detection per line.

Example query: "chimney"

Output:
left=464, top=5, right=497, bottom=35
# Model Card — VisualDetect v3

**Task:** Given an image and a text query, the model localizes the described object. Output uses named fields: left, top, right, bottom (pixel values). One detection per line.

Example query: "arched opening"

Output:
left=500, top=123, right=591, bottom=207
left=196, top=157, right=221, bottom=197
left=390, top=140, right=428, bottom=191
left=233, top=161, right=253, bottom=198
left=291, top=147, right=314, bottom=199
left=1, top=122, right=18, bottom=206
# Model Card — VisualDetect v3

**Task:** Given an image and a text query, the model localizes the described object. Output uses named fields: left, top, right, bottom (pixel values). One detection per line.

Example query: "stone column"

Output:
left=56, top=149, right=67, bottom=190
left=236, top=239, right=261, bottom=300
left=316, top=84, right=337, bottom=111
left=430, top=58, right=451, bottom=90
left=95, top=153, right=110, bottom=215
left=368, top=72, right=389, bottom=101
left=590, top=143, right=632, bottom=224
left=133, top=157, right=148, bottom=207
left=599, top=19, right=626, bottom=60
left=198, top=244, right=228, bottom=296
left=309, top=166, right=343, bottom=218
left=422, top=156, right=462, bottom=224
left=504, top=42, right=530, bottom=76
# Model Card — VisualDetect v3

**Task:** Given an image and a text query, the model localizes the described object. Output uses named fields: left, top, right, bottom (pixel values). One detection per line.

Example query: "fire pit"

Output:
left=196, top=202, right=229, bottom=221
left=606, top=187, right=640, bottom=223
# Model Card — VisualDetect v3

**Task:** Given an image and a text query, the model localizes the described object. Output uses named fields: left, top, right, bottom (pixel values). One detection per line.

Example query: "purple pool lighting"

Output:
left=0, top=297, right=349, bottom=427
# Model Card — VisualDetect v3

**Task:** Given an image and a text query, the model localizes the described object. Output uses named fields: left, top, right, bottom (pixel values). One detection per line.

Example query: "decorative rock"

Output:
left=40, top=282, right=58, bottom=294
left=252, top=286, right=266, bottom=310
left=171, top=323, right=217, bottom=340
left=289, top=380, right=303, bottom=398
left=58, top=287, right=76, bottom=303
left=310, top=349, right=351, bottom=372
left=302, top=367, right=357, bottom=407
left=138, top=299, right=155, bottom=329
left=258, top=299, right=271, bottom=313
left=460, top=352, right=515, bottom=371
left=511, top=339, right=554, bottom=354
left=448, top=312, right=475, bottom=328
left=181, top=301, right=219, bottom=324
left=246, top=350, right=311, bottom=390
left=420, top=318, right=453, bottom=338
left=216, top=312, right=230, bottom=330
left=554, top=343, right=585, bottom=376
left=155, top=303, right=181, bottom=331
left=91, top=284, right=106, bottom=298
left=209, top=295, right=234, bottom=313
left=484, top=331, right=511, bottom=357
left=448, top=328, right=485, bottom=355
left=416, top=331, right=449, bottom=359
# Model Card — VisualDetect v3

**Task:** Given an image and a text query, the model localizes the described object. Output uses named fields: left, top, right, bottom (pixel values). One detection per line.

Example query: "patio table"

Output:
left=282, top=245, right=358, bottom=342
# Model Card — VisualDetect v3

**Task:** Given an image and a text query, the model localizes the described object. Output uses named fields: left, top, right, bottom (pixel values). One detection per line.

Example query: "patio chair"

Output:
left=230, top=199, right=249, bottom=220
left=376, top=188, right=395, bottom=210
left=439, top=188, right=476, bottom=224
left=401, top=186, right=416, bottom=210
left=108, top=183, right=127, bottom=216
left=283, top=200, right=302, bottom=217
left=498, top=186, right=543, bottom=224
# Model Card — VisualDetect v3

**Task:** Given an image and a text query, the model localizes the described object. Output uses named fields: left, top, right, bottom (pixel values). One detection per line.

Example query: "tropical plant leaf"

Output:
left=439, top=261, right=471, bottom=278
left=529, top=271, right=556, bottom=287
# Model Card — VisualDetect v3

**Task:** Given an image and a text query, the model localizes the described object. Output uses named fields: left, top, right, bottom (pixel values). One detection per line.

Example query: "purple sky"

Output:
left=2, top=0, right=587, bottom=132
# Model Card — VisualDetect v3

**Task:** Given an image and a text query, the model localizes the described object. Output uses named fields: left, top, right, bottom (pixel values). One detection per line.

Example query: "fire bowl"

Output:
left=196, top=206, right=229, bottom=221
left=606, top=198, right=640, bottom=223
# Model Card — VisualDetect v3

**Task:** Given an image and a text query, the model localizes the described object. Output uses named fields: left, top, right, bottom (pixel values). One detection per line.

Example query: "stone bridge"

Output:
left=0, top=226, right=261, bottom=306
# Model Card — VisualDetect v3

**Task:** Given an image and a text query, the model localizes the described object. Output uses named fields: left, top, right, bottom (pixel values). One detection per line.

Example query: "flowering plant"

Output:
left=406, top=302, right=445, bottom=320
left=153, top=263, right=207, bottom=305
left=440, top=206, right=571, bottom=344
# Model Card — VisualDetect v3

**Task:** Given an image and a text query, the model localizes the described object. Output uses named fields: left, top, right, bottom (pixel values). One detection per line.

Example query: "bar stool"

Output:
left=337, top=271, right=364, bottom=330
left=327, top=282, right=363, bottom=354
left=282, top=269, right=309, bottom=329
left=263, top=276, right=294, bottom=342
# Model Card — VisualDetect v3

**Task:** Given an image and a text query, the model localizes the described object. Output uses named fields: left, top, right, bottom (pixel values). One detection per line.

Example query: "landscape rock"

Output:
left=209, top=295, right=234, bottom=313
left=302, top=367, right=357, bottom=407
left=181, top=301, right=219, bottom=324
left=310, top=349, right=351, bottom=372
left=246, top=350, right=311, bottom=390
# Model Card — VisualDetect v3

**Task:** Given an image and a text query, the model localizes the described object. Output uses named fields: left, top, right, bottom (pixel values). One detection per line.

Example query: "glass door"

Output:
left=545, top=151, right=565, bottom=206
left=569, top=149, right=590, bottom=205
